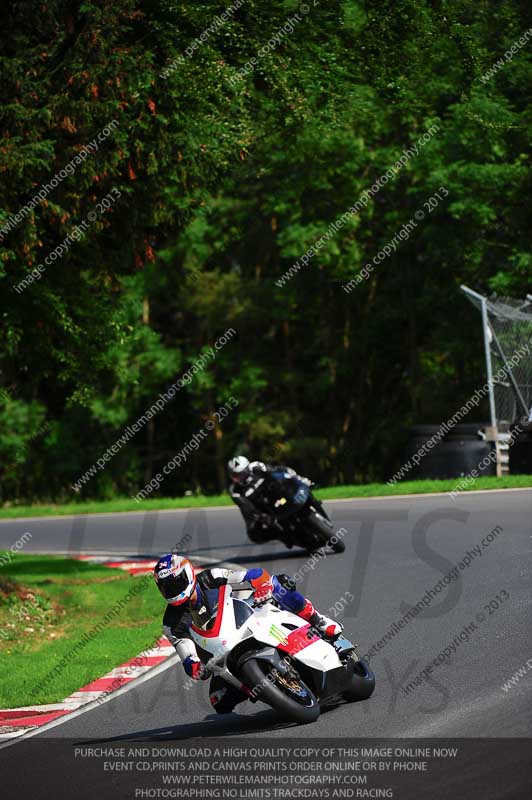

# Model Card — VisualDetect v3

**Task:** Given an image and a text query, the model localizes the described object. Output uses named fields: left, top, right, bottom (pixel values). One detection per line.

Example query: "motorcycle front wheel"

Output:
left=240, top=658, right=320, bottom=724
left=342, top=657, right=375, bottom=702
left=305, top=511, right=346, bottom=553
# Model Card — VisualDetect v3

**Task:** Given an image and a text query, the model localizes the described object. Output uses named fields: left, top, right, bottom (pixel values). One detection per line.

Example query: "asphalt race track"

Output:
left=1, top=488, right=531, bottom=743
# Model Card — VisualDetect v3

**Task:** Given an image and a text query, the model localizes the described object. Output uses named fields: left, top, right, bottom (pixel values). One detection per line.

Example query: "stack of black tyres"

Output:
left=404, top=423, right=496, bottom=480
left=509, top=421, right=532, bottom=474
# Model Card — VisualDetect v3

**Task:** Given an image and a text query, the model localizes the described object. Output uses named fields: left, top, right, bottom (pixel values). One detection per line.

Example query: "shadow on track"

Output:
left=186, top=542, right=311, bottom=565
left=220, top=549, right=310, bottom=566
left=76, top=709, right=304, bottom=743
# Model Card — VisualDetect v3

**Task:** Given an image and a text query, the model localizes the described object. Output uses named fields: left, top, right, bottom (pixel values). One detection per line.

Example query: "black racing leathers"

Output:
left=229, top=462, right=307, bottom=542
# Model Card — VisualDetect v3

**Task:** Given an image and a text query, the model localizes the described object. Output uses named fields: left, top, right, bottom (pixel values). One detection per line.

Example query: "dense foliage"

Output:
left=1, top=0, right=531, bottom=502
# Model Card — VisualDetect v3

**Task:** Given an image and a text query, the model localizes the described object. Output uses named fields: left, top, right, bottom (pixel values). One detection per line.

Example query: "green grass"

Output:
left=317, top=474, right=532, bottom=499
left=0, top=553, right=165, bottom=708
left=1, top=475, right=531, bottom=519
left=0, top=493, right=233, bottom=518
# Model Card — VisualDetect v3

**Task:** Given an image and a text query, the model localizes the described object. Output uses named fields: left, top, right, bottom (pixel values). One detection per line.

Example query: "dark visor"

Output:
left=232, top=470, right=249, bottom=483
left=158, top=570, right=190, bottom=599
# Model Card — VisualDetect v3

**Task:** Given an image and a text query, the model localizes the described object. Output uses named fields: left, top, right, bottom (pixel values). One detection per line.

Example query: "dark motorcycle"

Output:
left=253, top=470, right=345, bottom=554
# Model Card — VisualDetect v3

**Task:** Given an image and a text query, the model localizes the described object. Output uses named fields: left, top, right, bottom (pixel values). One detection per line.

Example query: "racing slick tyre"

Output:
left=327, top=532, right=346, bottom=553
left=239, top=658, right=320, bottom=724
left=305, top=512, right=346, bottom=554
left=342, top=657, right=375, bottom=702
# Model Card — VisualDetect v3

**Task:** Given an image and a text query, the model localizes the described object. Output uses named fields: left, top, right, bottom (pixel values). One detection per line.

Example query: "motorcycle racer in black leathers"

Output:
left=228, top=456, right=312, bottom=544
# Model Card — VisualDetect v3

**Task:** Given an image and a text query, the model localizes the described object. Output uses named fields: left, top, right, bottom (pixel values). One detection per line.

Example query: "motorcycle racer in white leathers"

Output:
left=154, top=553, right=342, bottom=713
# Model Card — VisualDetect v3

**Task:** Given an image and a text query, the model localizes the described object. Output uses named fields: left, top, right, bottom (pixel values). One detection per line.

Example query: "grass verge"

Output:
left=0, top=475, right=531, bottom=519
left=0, top=553, right=164, bottom=708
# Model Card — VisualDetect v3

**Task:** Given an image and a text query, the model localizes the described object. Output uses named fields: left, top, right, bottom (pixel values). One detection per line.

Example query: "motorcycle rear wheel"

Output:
left=240, top=658, right=320, bottom=724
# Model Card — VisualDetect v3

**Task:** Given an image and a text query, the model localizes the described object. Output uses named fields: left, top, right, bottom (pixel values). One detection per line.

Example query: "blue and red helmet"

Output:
left=154, top=554, right=196, bottom=606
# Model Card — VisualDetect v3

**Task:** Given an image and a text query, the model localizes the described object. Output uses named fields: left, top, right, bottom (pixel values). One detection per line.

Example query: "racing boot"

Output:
left=299, top=599, right=343, bottom=640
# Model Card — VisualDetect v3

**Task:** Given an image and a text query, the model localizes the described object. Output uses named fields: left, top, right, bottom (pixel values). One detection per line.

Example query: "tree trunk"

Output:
left=143, top=296, right=155, bottom=487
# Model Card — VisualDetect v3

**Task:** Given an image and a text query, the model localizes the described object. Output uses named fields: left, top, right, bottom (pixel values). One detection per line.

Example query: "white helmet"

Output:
left=228, top=455, right=251, bottom=484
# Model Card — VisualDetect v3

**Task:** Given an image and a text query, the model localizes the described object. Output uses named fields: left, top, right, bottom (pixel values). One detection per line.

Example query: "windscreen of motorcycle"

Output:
left=189, top=587, right=220, bottom=631
left=233, top=598, right=254, bottom=628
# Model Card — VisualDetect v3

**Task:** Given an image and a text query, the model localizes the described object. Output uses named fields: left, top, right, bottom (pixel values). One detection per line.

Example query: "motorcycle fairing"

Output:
left=244, top=606, right=342, bottom=672
left=189, top=587, right=343, bottom=674
left=187, top=586, right=360, bottom=703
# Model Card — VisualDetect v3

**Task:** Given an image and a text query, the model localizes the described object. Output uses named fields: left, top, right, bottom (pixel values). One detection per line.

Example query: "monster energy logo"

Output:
left=269, top=624, right=288, bottom=645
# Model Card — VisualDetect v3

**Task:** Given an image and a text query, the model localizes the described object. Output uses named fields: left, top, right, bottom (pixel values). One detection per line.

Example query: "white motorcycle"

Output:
left=189, top=584, right=375, bottom=724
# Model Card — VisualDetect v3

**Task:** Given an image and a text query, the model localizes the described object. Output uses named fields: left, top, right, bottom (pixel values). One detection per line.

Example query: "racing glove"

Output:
left=250, top=570, right=274, bottom=606
left=183, top=656, right=208, bottom=681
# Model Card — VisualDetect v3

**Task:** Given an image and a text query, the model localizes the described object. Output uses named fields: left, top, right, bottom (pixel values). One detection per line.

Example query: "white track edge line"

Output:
left=1, top=485, right=531, bottom=525
left=326, top=486, right=532, bottom=503
left=0, top=505, right=235, bottom=524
